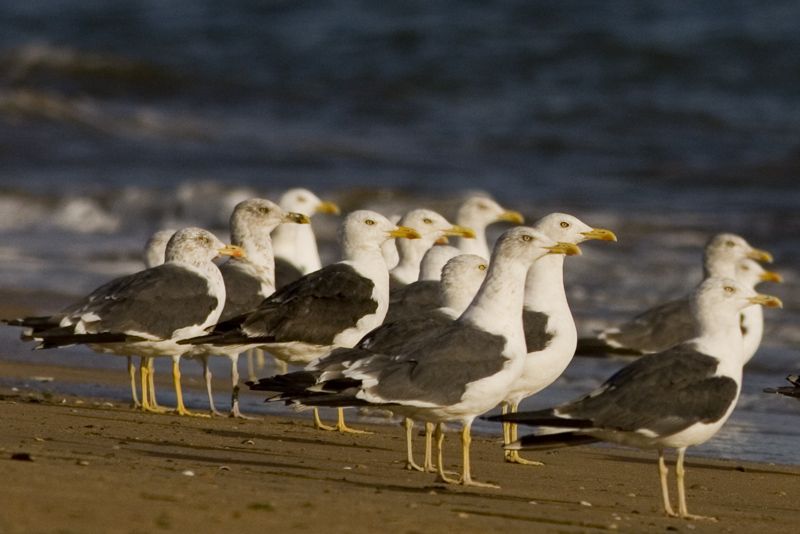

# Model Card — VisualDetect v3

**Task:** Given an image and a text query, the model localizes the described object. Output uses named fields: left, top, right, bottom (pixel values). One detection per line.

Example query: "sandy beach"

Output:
left=1, top=350, right=799, bottom=534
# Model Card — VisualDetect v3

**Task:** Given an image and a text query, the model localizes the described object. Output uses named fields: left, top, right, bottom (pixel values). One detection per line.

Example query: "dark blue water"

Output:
left=1, top=0, right=799, bottom=465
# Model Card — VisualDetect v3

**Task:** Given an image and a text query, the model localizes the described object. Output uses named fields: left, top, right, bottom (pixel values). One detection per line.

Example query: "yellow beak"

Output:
left=581, top=228, right=618, bottom=242
left=316, top=201, right=341, bottom=215
left=759, top=271, right=783, bottom=283
left=435, top=236, right=450, bottom=245
left=747, top=248, right=773, bottom=263
left=748, top=294, right=783, bottom=308
left=546, top=242, right=582, bottom=256
left=498, top=210, right=525, bottom=224
left=389, top=226, right=421, bottom=240
left=284, top=212, right=311, bottom=224
left=218, top=244, right=246, bottom=259
left=444, top=225, right=476, bottom=239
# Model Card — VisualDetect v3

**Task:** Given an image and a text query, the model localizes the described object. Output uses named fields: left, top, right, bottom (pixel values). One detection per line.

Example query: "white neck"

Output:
left=456, top=229, right=488, bottom=257
left=691, top=305, right=745, bottom=378
left=392, top=237, right=435, bottom=285
left=273, top=223, right=321, bottom=274
left=460, top=254, right=529, bottom=354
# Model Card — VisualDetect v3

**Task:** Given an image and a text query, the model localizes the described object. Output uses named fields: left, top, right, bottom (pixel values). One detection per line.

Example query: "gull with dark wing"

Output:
left=576, top=233, right=773, bottom=357
left=490, top=277, right=782, bottom=520
left=250, top=227, right=580, bottom=487
left=3, top=227, right=244, bottom=416
left=180, top=210, right=420, bottom=431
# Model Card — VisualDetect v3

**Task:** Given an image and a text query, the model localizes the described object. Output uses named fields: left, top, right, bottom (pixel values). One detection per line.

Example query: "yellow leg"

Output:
left=312, top=407, right=370, bottom=434
left=147, top=358, right=163, bottom=410
left=405, top=418, right=424, bottom=471
left=423, top=422, right=436, bottom=472
left=128, top=357, right=141, bottom=408
left=460, top=422, right=499, bottom=488
left=501, top=402, right=511, bottom=446
left=274, top=356, right=288, bottom=375
left=676, top=448, right=717, bottom=521
left=505, top=401, right=544, bottom=466
left=172, top=357, right=209, bottom=418
left=138, top=357, right=167, bottom=413
left=658, top=449, right=677, bottom=517
left=435, top=423, right=460, bottom=484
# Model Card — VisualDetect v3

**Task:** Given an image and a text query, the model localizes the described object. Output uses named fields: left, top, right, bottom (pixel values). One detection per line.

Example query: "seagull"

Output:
left=385, top=245, right=461, bottom=323
left=183, top=199, right=309, bottom=417
left=489, top=277, right=782, bottom=520
left=255, top=253, right=490, bottom=472
left=250, top=227, right=581, bottom=487
left=3, top=227, right=245, bottom=416
left=764, top=375, right=800, bottom=400
left=502, top=213, right=617, bottom=465
left=272, top=188, right=340, bottom=287
left=389, top=209, right=475, bottom=287
left=180, top=210, right=421, bottom=431
left=454, top=195, right=524, bottom=258
left=576, top=233, right=773, bottom=357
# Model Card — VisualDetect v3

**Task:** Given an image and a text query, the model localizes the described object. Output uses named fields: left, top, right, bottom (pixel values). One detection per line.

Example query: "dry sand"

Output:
left=1, top=294, right=799, bottom=533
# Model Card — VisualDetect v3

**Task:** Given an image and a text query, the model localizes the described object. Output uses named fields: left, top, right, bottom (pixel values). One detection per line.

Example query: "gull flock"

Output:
left=3, top=187, right=790, bottom=521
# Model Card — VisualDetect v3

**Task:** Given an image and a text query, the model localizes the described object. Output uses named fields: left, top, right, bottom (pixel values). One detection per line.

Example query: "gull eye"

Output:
left=521, top=234, right=533, bottom=242
left=477, top=203, right=488, bottom=210
left=723, top=285, right=736, bottom=294
left=725, top=240, right=735, bottom=247
left=297, top=195, right=307, bottom=202
left=423, top=217, right=433, bottom=225
left=365, top=219, right=376, bottom=226
left=200, top=236, right=210, bottom=245
left=560, top=221, right=570, bottom=228
left=478, top=264, right=487, bottom=271
left=258, top=207, right=270, bottom=215
left=741, top=265, right=750, bottom=271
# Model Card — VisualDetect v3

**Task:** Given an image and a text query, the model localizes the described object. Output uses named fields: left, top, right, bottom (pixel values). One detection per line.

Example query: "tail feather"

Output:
left=36, top=332, right=146, bottom=349
left=246, top=371, right=319, bottom=392
left=508, top=431, right=600, bottom=451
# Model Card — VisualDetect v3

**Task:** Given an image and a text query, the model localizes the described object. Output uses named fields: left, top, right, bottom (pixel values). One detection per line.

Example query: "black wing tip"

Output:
left=575, top=337, right=644, bottom=358
left=508, top=432, right=600, bottom=451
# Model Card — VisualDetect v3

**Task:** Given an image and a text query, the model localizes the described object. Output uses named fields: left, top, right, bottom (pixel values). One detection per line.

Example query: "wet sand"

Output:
left=2, top=294, right=800, bottom=533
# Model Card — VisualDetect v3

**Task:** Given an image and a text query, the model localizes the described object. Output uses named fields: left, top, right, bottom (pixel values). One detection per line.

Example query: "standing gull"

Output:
left=385, top=245, right=461, bottom=323
left=490, top=277, right=782, bottom=519
left=389, top=209, right=475, bottom=287
left=184, top=199, right=309, bottom=417
left=3, top=228, right=244, bottom=416
left=181, top=211, right=420, bottom=431
left=252, top=227, right=580, bottom=487
left=454, top=195, right=524, bottom=258
left=256, top=253, right=490, bottom=472
left=576, top=233, right=773, bottom=356
left=502, top=213, right=617, bottom=465
left=272, top=188, right=340, bottom=287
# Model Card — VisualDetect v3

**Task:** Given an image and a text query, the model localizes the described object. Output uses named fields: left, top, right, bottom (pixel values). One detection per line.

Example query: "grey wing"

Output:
left=219, top=260, right=271, bottom=322
left=242, top=264, right=377, bottom=345
left=385, top=281, right=441, bottom=323
left=63, top=264, right=219, bottom=338
left=602, top=298, right=696, bottom=353
left=523, top=308, right=554, bottom=352
left=360, top=322, right=509, bottom=406
left=561, top=344, right=738, bottom=436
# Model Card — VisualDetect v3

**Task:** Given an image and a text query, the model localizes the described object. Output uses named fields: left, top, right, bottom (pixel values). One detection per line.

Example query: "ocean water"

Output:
left=1, top=1, right=799, bottom=465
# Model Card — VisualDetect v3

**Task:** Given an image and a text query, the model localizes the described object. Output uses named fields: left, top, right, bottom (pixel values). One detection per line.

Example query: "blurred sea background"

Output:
left=1, top=1, right=799, bottom=464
